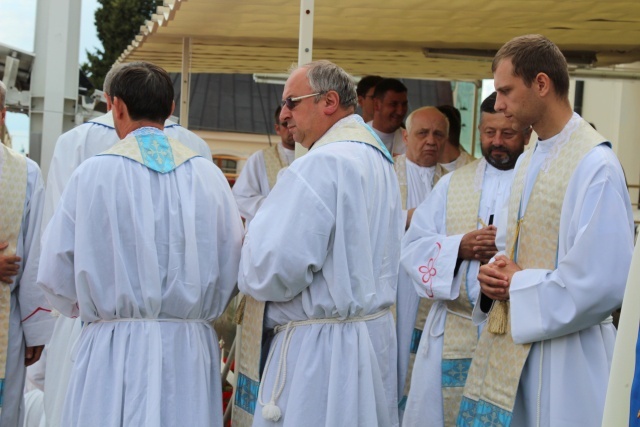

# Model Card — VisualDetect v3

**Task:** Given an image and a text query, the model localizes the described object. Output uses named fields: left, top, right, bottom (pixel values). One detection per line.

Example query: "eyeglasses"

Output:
left=281, top=92, right=322, bottom=110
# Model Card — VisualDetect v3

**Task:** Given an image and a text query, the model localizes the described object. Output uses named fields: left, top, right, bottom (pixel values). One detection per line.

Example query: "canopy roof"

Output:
left=118, top=0, right=640, bottom=81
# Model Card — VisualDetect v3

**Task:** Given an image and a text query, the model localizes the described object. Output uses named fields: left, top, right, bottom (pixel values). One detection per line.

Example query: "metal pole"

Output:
left=297, top=0, right=314, bottom=66
left=180, top=37, right=191, bottom=128
left=30, top=0, right=81, bottom=181
left=470, top=81, right=482, bottom=157
left=295, top=0, right=314, bottom=158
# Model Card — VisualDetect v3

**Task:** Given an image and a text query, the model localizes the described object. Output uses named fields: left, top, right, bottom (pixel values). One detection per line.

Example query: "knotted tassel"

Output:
left=487, top=300, right=509, bottom=334
left=234, top=295, right=246, bottom=325
left=262, top=402, right=282, bottom=422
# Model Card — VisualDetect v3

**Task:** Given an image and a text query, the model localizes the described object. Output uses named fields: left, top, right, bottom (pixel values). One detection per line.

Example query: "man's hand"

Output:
left=25, top=345, right=44, bottom=367
left=458, top=225, right=497, bottom=263
left=406, top=208, right=416, bottom=230
left=477, top=255, right=521, bottom=301
left=0, top=242, right=21, bottom=285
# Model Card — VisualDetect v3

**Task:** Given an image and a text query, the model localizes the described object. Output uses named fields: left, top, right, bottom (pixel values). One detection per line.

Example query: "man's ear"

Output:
left=402, top=128, right=409, bottom=144
left=535, top=72, right=552, bottom=98
left=373, top=97, right=382, bottom=112
left=112, top=96, right=128, bottom=120
left=322, top=91, right=340, bottom=115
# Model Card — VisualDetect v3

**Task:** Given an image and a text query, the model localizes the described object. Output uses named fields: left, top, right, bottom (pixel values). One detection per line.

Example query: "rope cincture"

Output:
left=257, top=308, right=391, bottom=422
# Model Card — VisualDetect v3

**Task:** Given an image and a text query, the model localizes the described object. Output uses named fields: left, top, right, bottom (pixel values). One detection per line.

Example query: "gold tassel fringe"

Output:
left=487, top=300, right=509, bottom=335
left=234, top=295, right=247, bottom=325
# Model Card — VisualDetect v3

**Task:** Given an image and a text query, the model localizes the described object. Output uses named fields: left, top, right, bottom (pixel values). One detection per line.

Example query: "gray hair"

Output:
left=290, top=60, right=358, bottom=110
left=0, top=81, right=6, bottom=110
left=405, top=106, right=449, bottom=135
left=103, top=63, right=124, bottom=94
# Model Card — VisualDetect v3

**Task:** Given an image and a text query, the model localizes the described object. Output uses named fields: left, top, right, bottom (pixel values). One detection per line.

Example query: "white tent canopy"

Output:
left=117, top=0, right=640, bottom=81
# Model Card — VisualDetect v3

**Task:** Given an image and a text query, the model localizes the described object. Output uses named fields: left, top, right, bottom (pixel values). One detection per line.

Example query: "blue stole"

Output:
left=98, top=127, right=199, bottom=172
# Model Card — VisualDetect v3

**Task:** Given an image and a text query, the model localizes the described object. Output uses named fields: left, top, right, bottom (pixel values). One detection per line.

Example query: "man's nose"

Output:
left=280, top=108, right=291, bottom=123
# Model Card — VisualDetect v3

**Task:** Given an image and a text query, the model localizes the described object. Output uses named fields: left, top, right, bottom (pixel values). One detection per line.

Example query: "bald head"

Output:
left=403, top=107, right=449, bottom=167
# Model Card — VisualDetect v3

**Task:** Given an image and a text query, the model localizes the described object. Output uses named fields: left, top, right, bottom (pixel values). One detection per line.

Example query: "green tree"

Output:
left=81, top=0, right=161, bottom=91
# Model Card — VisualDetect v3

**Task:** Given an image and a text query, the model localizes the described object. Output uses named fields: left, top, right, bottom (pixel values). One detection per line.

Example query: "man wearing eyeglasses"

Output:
left=232, top=106, right=295, bottom=227
left=369, top=78, right=409, bottom=157
left=237, top=60, right=403, bottom=426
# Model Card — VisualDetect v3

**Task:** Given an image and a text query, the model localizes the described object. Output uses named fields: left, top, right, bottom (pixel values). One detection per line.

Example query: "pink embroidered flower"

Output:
left=418, top=242, right=441, bottom=298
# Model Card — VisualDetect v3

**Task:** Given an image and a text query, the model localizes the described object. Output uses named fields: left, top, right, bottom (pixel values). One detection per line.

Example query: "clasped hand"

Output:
left=477, top=255, right=521, bottom=301
left=0, top=242, right=21, bottom=285
left=458, top=225, right=498, bottom=264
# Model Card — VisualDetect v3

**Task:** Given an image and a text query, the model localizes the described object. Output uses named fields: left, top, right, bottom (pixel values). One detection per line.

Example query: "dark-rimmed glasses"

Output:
left=281, top=92, right=322, bottom=110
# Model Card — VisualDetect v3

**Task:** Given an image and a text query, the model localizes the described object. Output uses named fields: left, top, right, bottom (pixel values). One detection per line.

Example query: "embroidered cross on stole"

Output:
left=99, top=131, right=199, bottom=173
left=395, top=154, right=448, bottom=407
left=457, top=118, right=606, bottom=427
left=0, top=145, right=27, bottom=406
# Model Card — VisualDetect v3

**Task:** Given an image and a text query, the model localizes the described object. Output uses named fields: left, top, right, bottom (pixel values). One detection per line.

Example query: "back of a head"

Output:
left=492, top=34, right=569, bottom=99
left=103, top=64, right=124, bottom=95
left=109, top=62, right=174, bottom=124
left=480, top=92, right=498, bottom=114
left=436, top=105, right=461, bottom=146
left=300, top=60, right=358, bottom=110
left=356, top=75, right=383, bottom=97
left=274, top=105, right=283, bottom=124
left=373, top=78, right=407, bottom=100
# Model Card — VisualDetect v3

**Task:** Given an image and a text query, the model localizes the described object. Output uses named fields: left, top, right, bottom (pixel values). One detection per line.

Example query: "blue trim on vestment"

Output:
left=361, top=121, right=394, bottom=164
left=86, top=121, right=115, bottom=130
left=410, top=327, right=423, bottom=354
left=235, top=372, right=260, bottom=415
left=398, top=395, right=407, bottom=411
left=442, top=358, right=472, bottom=387
left=457, top=397, right=512, bottom=427
left=0, top=378, right=4, bottom=407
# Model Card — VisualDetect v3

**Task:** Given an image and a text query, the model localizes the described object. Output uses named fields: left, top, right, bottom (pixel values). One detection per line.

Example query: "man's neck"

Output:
left=406, top=154, right=436, bottom=169
left=118, top=120, right=164, bottom=139
left=371, top=118, right=396, bottom=134
left=439, top=143, right=460, bottom=164
left=534, top=100, right=574, bottom=140
left=280, top=142, right=295, bottom=151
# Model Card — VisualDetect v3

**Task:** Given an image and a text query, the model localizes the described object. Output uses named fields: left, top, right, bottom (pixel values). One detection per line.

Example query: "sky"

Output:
left=0, top=0, right=101, bottom=153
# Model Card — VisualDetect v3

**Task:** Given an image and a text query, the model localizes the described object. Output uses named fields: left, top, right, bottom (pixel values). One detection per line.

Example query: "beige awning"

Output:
left=118, top=0, right=640, bottom=81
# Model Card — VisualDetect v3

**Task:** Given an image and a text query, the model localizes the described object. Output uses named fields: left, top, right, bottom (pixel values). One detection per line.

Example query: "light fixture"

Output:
left=253, top=73, right=289, bottom=85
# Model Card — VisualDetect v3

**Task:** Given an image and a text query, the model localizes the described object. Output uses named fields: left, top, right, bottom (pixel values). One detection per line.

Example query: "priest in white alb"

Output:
left=37, top=62, right=242, bottom=427
left=0, top=81, right=53, bottom=427
left=237, top=60, right=403, bottom=427
left=460, top=35, right=634, bottom=426
left=400, top=92, right=530, bottom=426
left=394, top=106, right=449, bottom=413
left=39, top=62, right=213, bottom=427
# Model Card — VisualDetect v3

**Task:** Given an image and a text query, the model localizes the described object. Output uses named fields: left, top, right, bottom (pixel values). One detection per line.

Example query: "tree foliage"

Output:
left=81, top=0, right=162, bottom=91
